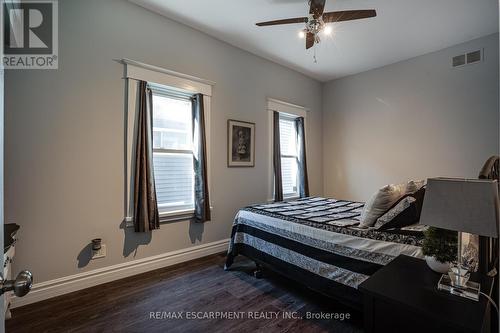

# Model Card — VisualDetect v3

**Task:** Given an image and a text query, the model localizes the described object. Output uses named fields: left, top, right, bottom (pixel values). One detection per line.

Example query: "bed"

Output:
left=224, top=196, right=425, bottom=309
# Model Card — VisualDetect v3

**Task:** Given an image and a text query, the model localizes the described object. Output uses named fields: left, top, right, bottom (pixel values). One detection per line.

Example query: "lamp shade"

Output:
left=420, top=178, right=499, bottom=238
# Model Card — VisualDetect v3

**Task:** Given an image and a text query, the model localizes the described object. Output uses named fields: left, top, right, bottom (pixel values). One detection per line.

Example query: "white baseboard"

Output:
left=11, top=238, right=230, bottom=309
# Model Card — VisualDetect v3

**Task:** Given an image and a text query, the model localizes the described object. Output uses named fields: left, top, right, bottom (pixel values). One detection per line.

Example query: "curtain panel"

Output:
left=192, top=94, right=211, bottom=222
left=295, top=116, right=310, bottom=198
left=133, top=81, right=160, bottom=232
left=273, top=111, right=284, bottom=202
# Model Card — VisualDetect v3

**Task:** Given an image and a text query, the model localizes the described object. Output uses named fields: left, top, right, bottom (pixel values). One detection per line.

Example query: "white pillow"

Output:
left=394, top=182, right=407, bottom=196
left=359, top=185, right=402, bottom=228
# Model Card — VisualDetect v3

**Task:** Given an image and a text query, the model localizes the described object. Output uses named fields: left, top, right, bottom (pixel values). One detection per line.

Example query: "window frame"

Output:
left=278, top=114, right=300, bottom=199
left=267, top=98, right=308, bottom=202
left=124, top=59, right=213, bottom=226
left=150, top=88, right=196, bottom=216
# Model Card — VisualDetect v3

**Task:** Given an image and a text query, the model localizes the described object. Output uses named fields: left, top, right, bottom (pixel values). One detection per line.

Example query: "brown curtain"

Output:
left=273, top=111, right=283, bottom=202
left=295, top=117, right=309, bottom=197
left=192, top=94, right=211, bottom=222
left=133, top=81, right=160, bottom=232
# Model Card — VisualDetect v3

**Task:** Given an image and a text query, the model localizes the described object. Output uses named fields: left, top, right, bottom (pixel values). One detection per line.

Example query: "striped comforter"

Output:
left=225, top=197, right=424, bottom=290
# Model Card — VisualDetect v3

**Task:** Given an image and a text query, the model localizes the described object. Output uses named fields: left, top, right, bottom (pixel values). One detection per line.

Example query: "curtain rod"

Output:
left=148, top=83, right=195, bottom=101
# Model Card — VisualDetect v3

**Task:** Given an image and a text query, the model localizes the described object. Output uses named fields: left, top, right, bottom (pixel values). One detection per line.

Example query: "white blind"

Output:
left=152, top=91, right=194, bottom=212
left=279, top=117, right=298, bottom=197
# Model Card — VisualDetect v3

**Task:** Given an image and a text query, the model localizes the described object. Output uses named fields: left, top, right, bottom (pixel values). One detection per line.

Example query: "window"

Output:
left=279, top=115, right=299, bottom=198
left=151, top=90, right=194, bottom=214
left=267, top=98, right=307, bottom=202
left=124, top=59, right=213, bottom=225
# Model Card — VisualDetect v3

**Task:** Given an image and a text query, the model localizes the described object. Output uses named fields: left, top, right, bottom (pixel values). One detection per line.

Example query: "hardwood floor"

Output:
left=6, top=253, right=363, bottom=333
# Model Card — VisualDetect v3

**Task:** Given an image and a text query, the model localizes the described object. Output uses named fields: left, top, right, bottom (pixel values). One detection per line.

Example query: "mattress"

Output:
left=225, top=197, right=424, bottom=290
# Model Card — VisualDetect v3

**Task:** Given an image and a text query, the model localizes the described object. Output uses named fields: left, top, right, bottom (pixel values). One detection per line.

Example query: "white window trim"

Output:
left=267, top=98, right=308, bottom=202
left=123, top=59, right=214, bottom=226
left=122, top=58, right=214, bottom=96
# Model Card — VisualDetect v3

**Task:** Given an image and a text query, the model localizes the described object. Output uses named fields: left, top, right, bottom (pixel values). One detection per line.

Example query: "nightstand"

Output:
left=359, top=255, right=494, bottom=333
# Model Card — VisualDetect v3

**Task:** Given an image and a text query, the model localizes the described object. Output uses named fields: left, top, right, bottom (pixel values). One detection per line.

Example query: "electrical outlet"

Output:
left=91, top=244, right=106, bottom=259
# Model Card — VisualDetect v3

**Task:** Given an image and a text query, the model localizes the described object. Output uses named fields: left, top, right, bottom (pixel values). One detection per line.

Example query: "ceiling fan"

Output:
left=256, top=0, right=377, bottom=50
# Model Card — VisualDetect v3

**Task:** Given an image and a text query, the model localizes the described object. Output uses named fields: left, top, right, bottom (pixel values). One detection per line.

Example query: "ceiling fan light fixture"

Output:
left=323, top=25, right=333, bottom=36
left=255, top=0, right=377, bottom=51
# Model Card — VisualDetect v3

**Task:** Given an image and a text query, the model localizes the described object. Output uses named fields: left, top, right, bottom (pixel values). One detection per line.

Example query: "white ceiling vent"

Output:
left=452, top=49, right=483, bottom=68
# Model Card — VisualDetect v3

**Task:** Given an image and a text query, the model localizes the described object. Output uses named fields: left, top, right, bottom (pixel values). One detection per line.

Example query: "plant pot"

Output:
left=425, top=256, right=451, bottom=274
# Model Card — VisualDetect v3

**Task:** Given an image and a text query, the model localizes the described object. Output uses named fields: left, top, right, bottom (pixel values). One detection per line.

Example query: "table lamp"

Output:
left=420, top=178, right=499, bottom=300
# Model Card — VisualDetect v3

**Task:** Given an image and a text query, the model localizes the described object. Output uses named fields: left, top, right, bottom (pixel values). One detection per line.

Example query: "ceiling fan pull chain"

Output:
left=313, top=44, right=317, bottom=64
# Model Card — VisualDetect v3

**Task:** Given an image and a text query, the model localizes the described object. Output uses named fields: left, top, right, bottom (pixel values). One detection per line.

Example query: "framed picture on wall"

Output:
left=227, top=119, right=255, bottom=167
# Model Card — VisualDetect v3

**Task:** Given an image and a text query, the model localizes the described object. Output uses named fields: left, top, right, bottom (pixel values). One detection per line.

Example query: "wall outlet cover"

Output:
left=91, top=244, right=106, bottom=259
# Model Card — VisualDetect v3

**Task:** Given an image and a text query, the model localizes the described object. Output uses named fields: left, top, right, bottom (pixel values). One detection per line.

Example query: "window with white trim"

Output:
left=267, top=98, right=307, bottom=202
left=279, top=114, right=300, bottom=198
left=151, top=89, right=195, bottom=214
left=124, top=59, right=213, bottom=224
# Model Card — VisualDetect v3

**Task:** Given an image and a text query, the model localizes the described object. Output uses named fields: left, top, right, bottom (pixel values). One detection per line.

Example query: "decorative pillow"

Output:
left=394, top=182, right=408, bottom=196
left=405, top=180, right=425, bottom=194
left=374, top=187, right=426, bottom=230
left=359, top=185, right=402, bottom=228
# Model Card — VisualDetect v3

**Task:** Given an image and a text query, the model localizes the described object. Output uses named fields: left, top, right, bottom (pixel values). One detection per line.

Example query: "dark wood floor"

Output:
left=7, top=253, right=363, bottom=333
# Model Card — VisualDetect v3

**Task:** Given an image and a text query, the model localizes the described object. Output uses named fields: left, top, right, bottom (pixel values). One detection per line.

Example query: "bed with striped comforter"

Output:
left=225, top=197, right=424, bottom=308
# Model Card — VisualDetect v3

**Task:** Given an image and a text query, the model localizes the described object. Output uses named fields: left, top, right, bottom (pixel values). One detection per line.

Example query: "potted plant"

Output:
left=422, top=227, right=457, bottom=273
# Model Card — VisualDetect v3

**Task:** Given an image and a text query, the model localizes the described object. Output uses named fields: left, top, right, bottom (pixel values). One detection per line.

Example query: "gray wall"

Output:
left=322, top=33, right=499, bottom=201
left=5, top=0, right=323, bottom=283
left=5, top=0, right=498, bottom=287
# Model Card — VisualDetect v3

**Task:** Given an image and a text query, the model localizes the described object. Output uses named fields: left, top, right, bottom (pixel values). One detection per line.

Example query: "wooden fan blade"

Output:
left=256, top=17, right=307, bottom=26
left=309, top=0, right=326, bottom=19
left=306, top=32, right=315, bottom=49
left=322, top=10, right=377, bottom=23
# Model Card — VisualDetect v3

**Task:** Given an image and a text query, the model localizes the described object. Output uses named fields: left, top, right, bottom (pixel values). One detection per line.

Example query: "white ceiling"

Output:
left=130, top=0, right=498, bottom=82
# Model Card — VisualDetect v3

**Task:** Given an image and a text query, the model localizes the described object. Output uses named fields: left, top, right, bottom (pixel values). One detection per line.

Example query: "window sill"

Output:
left=159, top=209, right=195, bottom=223
left=124, top=207, right=213, bottom=228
